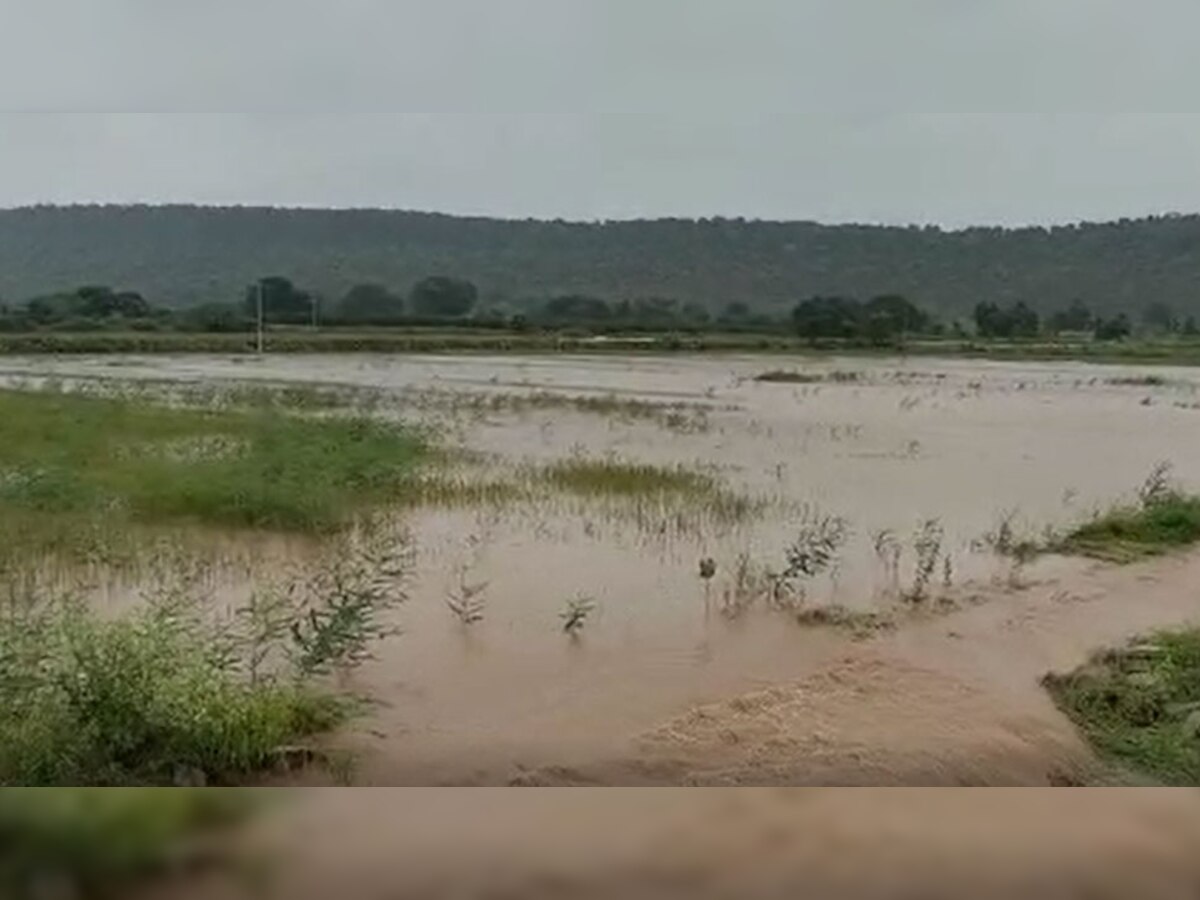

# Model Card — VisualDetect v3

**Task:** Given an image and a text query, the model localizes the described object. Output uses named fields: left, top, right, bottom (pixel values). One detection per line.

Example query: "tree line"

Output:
left=5, top=205, right=1200, bottom=324
left=2, top=276, right=1194, bottom=345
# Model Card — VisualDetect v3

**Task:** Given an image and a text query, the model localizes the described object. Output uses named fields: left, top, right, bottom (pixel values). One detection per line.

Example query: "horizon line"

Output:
left=1, top=202, right=1195, bottom=233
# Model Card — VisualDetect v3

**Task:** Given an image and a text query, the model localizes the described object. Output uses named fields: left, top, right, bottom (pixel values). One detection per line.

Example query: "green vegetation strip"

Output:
left=1045, top=630, right=1200, bottom=785
left=1058, top=494, right=1200, bottom=563
left=0, top=789, right=256, bottom=898
left=539, top=458, right=759, bottom=524
left=9, top=330, right=1200, bottom=366
left=0, top=389, right=425, bottom=565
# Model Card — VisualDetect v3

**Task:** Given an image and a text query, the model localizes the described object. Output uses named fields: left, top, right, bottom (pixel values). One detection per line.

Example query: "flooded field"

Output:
left=6, top=352, right=1200, bottom=784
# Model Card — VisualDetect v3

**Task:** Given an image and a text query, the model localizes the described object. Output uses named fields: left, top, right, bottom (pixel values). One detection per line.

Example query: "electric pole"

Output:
left=256, top=281, right=265, bottom=354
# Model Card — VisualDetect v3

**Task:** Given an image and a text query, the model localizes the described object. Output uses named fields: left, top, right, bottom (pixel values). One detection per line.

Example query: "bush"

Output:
left=0, top=529, right=410, bottom=786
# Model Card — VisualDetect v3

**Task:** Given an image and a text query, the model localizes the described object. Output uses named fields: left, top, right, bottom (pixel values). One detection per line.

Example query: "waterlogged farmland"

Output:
left=5, top=352, right=1200, bottom=784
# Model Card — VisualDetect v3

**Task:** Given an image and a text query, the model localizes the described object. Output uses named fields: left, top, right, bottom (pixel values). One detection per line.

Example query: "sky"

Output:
left=2, top=0, right=1200, bottom=226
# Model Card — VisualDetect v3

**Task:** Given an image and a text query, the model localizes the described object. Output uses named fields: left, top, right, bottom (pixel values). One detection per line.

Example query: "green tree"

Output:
left=1142, top=301, right=1178, bottom=333
left=719, top=301, right=751, bottom=322
left=181, top=302, right=246, bottom=333
left=410, top=276, right=477, bottom=318
left=974, top=301, right=1038, bottom=338
left=1048, top=299, right=1094, bottom=334
left=244, top=277, right=314, bottom=325
left=338, top=283, right=405, bottom=324
left=1009, top=301, right=1039, bottom=338
left=793, top=296, right=861, bottom=340
left=680, top=301, right=711, bottom=326
left=540, top=294, right=611, bottom=324
left=1095, top=313, right=1132, bottom=341
left=862, top=294, right=928, bottom=344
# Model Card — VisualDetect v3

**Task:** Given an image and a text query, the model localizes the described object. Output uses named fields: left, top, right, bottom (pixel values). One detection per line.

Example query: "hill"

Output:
left=1, top=205, right=1199, bottom=320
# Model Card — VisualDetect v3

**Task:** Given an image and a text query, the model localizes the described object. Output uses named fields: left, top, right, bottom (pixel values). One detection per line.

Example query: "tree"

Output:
left=74, top=285, right=150, bottom=318
left=862, top=294, right=928, bottom=344
left=974, top=301, right=1038, bottom=338
left=792, top=296, right=861, bottom=340
left=338, top=283, right=405, bottom=324
left=973, top=302, right=1003, bottom=338
left=1184, top=316, right=1199, bottom=336
left=1095, top=313, right=1132, bottom=341
left=1009, top=301, right=1039, bottom=338
left=630, top=297, right=680, bottom=328
left=719, top=301, right=751, bottom=322
left=1142, top=301, right=1178, bottom=333
left=680, top=301, right=711, bottom=326
left=540, top=294, right=611, bottom=324
left=410, top=276, right=477, bottom=318
left=181, top=302, right=246, bottom=333
left=1048, top=299, right=1093, bottom=334
left=244, top=276, right=314, bottom=325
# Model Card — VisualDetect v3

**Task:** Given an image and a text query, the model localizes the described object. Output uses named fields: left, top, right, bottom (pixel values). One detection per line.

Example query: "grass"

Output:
left=0, top=789, right=257, bottom=898
left=398, top=387, right=714, bottom=433
left=1105, top=374, right=1169, bottom=387
left=0, top=388, right=426, bottom=568
left=1044, top=629, right=1200, bottom=784
left=795, top=605, right=897, bottom=639
left=542, top=458, right=717, bottom=498
left=1058, top=494, right=1200, bottom=562
left=11, top=329, right=1200, bottom=367
left=529, top=457, right=763, bottom=532
left=755, top=370, right=826, bottom=384
left=754, top=369, right=861, bottom=384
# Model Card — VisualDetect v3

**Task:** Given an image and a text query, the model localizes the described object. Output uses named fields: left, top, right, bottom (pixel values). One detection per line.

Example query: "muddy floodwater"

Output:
left=7, top=352, right=1200, bottom=784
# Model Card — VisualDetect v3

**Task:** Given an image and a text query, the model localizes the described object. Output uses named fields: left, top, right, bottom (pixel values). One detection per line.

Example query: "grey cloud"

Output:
left=2, top=0, right=1199, bottom=112
left=3, top=2, right=1200, bottom=224
left=4, top=113, right=1200, bottom=225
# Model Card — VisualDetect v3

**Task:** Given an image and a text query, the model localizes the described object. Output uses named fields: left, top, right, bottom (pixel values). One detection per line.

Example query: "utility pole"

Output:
left=256, top=281, right=265, bottom=354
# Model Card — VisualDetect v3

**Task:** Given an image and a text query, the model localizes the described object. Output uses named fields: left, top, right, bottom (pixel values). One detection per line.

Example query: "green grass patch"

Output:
left=538, top=457, right=761, bottom=527
left=0, top=788, right=257, bottom=898
left=755, top=370, right=826, bottom=384
left=1105, top=374, right=1169, bottom=387
left=0, top=388, right=426, bottom=567
left=1058, top=495, right=1200, bottom=562
left=1044, top=629, right=1200, bottom=784
left=542, top=458, right=716, bottom=498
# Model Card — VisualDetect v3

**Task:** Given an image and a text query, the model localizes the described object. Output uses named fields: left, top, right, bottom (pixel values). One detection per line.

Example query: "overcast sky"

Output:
left=3, top=1, right=1200, bottom=225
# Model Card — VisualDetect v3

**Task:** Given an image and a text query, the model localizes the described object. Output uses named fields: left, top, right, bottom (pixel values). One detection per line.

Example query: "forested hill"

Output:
left=2, top=205, right=1199, bottom=319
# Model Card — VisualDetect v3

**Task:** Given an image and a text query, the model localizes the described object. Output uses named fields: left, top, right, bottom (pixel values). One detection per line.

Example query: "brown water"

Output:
left=7, top=353, right=1200, bottom=784
left=157, top=789, right=1200, bottom=900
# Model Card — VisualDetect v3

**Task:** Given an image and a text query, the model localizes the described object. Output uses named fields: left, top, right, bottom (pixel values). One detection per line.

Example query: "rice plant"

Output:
left=905, top=518, right=944, bottom=604
left=872, top=528, right=902, bottom=596
left=446, top=577, right=489, bottom=627
left=560, top=596, right=596, bottom=635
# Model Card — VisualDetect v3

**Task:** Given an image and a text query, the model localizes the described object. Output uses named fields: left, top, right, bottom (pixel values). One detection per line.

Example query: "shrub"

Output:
left=0, top=529, right=409, bottom=786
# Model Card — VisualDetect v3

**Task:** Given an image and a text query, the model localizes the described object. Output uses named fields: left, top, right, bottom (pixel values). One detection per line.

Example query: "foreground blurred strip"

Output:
left=7, top=789, right=1200, bottom=900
